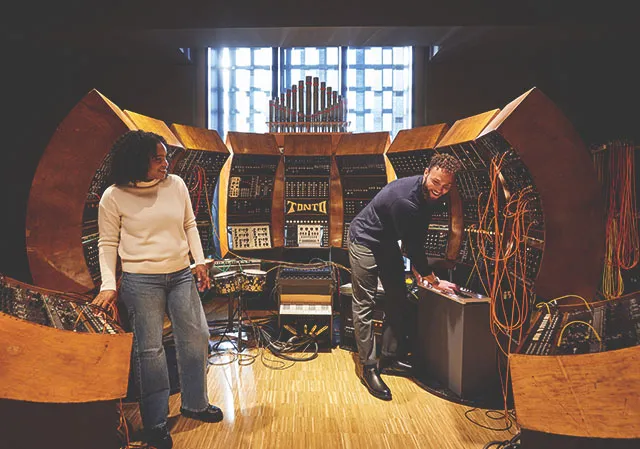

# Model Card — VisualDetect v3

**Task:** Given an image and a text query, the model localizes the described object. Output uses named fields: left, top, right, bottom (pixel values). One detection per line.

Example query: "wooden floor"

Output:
left=123, top=299, right=518, bottom=449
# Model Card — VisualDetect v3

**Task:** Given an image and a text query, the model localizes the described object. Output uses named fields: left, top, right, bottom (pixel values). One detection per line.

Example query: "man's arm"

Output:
left=391, top=199, right=455, bottom=293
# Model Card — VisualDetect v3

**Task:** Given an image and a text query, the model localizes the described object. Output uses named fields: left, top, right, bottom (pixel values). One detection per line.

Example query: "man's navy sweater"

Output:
left=348, top=174, right=437, bottom=276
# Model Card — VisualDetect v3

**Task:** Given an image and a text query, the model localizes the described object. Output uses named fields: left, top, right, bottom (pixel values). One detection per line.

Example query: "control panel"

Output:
left=518, top=292, right=640, bottom=356
left=0, top=275, right=122, bottom=334
left=226, top=153, right=281, bottom=250
left=172, top=148, right=229, bottom=257
left=227, top=224, right=272, bottom=250
left=283, top=154, right=331, bottom=248
left=336, top=154, right=388, bottom=248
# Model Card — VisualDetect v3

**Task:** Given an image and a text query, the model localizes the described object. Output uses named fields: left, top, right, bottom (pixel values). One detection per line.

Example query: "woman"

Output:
left=92, top=130, right=222, bottom=449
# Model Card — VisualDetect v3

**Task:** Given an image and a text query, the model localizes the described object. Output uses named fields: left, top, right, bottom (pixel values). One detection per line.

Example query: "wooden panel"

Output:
left=218, top=156, right=233, bottom=258
left=509, top=346, right=640, bottom=439
left=387, top=123, right=449, bottom=153
left=0, top=312, right=132, bottom=403
left=436, top=110, right=500, bottom=148
left=123, top=110, right=183, bottom=148
left=283, top=134, right=333, bottom=155
left=329, top=154, right=344, bottom=247
left=272, top=132, right=348, bottom=153
left=271, top=157, right=285, bottom=248
left=335, top=131, right=390, bottom=155
left=280, top=294, right=332, bottom=305
left=170, top=123, right=229, bottom=153
left=478, top=87, right=605, bottom=301
left=227, top=132, right=280, bottom=155
left=26, top=89, right=136, bottom=292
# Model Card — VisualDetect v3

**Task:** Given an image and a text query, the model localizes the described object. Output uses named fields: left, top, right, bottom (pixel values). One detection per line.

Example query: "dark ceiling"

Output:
left=3, top=1, right=637, bottom=63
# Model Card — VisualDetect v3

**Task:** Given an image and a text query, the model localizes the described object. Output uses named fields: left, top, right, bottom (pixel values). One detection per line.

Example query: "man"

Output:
left=348, top=153, right=461, bottom=400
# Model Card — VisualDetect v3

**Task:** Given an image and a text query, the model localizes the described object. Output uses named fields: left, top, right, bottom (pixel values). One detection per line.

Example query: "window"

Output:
left=209, top=48, right=272, bottom=138
left=209, top=46, right=412, bottom=139
left=345, top=47, right=412, bottom=138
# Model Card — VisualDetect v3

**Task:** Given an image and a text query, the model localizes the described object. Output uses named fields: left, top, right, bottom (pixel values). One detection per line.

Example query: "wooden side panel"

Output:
left=335, top=132, right=390, bottom=155
left=384, top=155, right=397, bottom=183
left=387, top=123, right=449, bottom=153
left=26, top=89, right=136, bottom=292
left=329, top=154, right=344, bottom=247
left=280, top=294, right=332, bottom=305
left=436, top=110, right=500, bottom=149
left=227, top=132, right=280, bottom=155
left=479, top=87, right=605, bottom=301
left=271, top=157, right=285, bottom=248
left=272, top=132, right=348, bottom=152
left=123, top=110, right=183, bottom=148
left=282, top=134, right=332, bottom=156
left=170, top=124, right=229, bottom=153
left=0, top=312, right=132, bottom=403
left=218, top=156, right=232, bottom=257
left=509, top=347, right=640, bottom=438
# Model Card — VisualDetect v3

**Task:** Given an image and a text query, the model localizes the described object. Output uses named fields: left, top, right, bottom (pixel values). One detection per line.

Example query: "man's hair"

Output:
left=428, top=153, right=462, bottom=174
left=109, top=130, right=168, bottom=186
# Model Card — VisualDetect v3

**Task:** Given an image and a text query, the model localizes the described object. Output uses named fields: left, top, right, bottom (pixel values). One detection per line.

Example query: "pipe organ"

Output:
left=269, top=76, right=348, bottom=133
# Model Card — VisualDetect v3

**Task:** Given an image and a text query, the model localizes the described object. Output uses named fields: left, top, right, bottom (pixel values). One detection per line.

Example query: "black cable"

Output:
left=464, top=408, right=515, bottom=432
left=482, top=431, right=521, bottom=449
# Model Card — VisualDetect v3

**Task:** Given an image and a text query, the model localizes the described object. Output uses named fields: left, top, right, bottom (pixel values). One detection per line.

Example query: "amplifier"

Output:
left=276, top=265, right=334, bottom=295
left=276, top=266, right=334, bottom=349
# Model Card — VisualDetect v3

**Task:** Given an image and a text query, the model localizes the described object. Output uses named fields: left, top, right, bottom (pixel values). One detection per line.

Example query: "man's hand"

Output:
left=195, top=264, right=211, bottom=292
left=91, top=290, right=118, bottom=309
left=434, top=279, right=456, bottom=295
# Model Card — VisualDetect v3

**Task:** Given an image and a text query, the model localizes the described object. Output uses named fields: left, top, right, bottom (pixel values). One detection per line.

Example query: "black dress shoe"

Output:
left=146, top=424, right=173, bottom=449
left=379, top=356, right=413, bottom=377
left=361, top=365, right=392, bottom=400
left=180, top=404, right=224, bottom=423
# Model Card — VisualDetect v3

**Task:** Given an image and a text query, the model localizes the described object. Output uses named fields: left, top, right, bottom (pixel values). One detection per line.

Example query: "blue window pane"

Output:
left=346, top=46, right=412, bottom=137
left=209, top=47, right=272, bottom=138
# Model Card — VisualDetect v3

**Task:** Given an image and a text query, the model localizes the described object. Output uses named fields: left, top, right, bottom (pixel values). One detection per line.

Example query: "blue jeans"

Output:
left=120, top=267, right=210, bottom=431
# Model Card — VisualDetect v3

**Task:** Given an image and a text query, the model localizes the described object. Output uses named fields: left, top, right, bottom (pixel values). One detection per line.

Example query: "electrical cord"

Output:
left=482, top=431, right=521, bottom=449
left=464, top=408, right=516, bottom=432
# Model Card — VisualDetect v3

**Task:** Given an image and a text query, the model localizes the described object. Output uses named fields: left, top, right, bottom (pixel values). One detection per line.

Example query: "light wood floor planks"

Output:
left=123, top=299, right=517, bottom=448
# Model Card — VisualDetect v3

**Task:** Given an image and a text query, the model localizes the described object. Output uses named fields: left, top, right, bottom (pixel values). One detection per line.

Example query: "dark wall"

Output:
left=425, top=35, right=640, bottom=145
left=0, top=39, right=198, bottom=283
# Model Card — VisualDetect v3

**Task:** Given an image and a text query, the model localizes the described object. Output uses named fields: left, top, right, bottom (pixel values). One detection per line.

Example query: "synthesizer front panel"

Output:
left=0, top=276, right=122, bottom=334
left=172, top=149, right=229, bottom=257
left=284, top=155, right=331, bottom=248
left=518, top=292, right=640, bottom=356
left=226, top=153, right=280, bottom=251
left=336, top=154, right=388, bottom=248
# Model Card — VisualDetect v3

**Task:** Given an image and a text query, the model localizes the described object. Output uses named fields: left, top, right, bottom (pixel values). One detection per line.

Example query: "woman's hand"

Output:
left=91, top=290, right=118, bottom=309
left=195, top=264, right=211, bottom=292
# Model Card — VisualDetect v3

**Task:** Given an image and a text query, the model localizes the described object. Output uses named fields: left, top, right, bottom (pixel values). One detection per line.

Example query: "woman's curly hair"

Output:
left=109, top=130, right=167, bottom=186
left=428, top=153, right=462, bottom=174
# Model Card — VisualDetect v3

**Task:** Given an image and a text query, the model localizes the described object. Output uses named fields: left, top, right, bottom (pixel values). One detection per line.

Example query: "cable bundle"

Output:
left=467, top=153, right=537, bottom=418
left=594, top=141, right=639, bottom=299
left=187, top=164, right=206, bottom=217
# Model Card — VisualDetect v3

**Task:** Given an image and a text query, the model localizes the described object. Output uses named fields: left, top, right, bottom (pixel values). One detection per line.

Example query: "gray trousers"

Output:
left=348, top=240, right=409, bottom=367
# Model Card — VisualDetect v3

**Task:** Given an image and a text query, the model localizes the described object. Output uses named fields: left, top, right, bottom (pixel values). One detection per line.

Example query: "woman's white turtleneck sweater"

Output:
left=98, top=174, right=205, bottom=292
